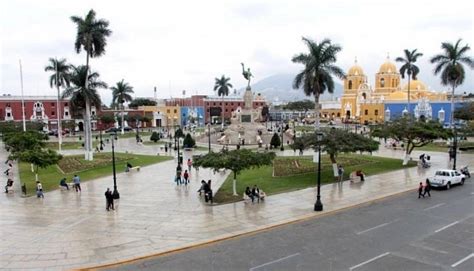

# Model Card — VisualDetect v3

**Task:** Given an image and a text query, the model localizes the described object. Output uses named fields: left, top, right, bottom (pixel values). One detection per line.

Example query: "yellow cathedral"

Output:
left=340, top=57, right=448, bottom=124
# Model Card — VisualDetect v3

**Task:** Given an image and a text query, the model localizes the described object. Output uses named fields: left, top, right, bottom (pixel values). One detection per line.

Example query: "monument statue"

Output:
left=241, top=63, right=253, bottom=89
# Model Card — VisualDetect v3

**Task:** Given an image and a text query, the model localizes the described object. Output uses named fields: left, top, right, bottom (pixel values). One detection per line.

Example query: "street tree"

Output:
left=62, top=65, right=107, bottom=160
left=284, top=100, right=315, bottom=111
left=111, top=79, right=134, bottom=134
left=3, top=131, right=48, bottom=155
left=454, top=102, right=473, bottom=121
left=70, top=9, right=111, bottom=160
left=298, top=128, right=379, bottom=176
left=129, top=98, right=157, bottom=108
left=193, top=149, right=276, bottom=196
left=430, top=39, right=474, bottom=129
left=292, top=37, right=345, bottom=130
left=150, top=132, right=160, bottom=143
left=11, top=149, right=62, bottom=182
left=214, top=75, right=233, bottom=127
left=372, top=117, right=451, bottom=165
left=183, top=133, right=196, bottom=148
left=99, top=114, right=115, bottom=128
left=396, top=49, right=423, bottom=117
left=45, top=57, right=71, bottom=152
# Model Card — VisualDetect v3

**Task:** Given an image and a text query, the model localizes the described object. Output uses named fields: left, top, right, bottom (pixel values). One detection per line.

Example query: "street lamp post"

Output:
left=314, top=132, right=323, bottom=211
left=208, top=123, right=211, bottom=153
left=452, top=129, right=457, bottom=170
left=135, top=117, right=140, bottom=143
left=111, top=132, right=120, bottom=199
left=280, top=119, right=284, bottom=151
left=99, top=129, right=103, bottom=150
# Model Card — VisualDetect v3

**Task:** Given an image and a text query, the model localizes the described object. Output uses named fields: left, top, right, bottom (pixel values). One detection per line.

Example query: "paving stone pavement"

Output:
left=0, top=139, right=472, bottom=270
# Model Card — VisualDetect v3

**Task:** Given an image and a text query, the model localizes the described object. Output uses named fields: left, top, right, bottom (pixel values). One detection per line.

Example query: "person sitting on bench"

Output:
left=4, top=178, right=13, bottom=193
left=125, top=162, right=133, bottom=172
left=356, top=170, right=365, bottom=182
left=59, top=177, right=69, bottom=190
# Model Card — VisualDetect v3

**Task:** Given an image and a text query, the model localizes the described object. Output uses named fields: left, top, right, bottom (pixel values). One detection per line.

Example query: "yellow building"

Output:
left=340, top=57, right=448, bottom=124
left=138, top=105, right=181, bottom=128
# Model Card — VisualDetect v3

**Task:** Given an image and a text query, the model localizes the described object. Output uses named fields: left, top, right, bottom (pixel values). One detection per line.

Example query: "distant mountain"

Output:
left=239, top=73, right=343, bottom=103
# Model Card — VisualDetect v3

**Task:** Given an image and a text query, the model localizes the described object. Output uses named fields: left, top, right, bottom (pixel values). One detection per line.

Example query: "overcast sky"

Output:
left=1, top=0, right=473, bottom=104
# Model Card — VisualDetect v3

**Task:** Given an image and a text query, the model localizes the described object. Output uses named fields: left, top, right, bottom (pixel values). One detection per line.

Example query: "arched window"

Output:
left=362, top=93, right=367, bottom=100
left=380, top=78, right=385, bottom=87
left=348, top=80, right=352, bottom=89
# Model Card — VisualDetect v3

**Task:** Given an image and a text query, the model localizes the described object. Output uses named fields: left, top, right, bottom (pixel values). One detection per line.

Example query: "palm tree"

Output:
left=292, top=37, right=345, bottom=130
left=396, top=49, right=423, bottom=118
left=71, top=9, right=111, bottom=160
left=213, top=75, right=232, bottom=127
left=111, top=80, right=134, bottom=134
left=61, top=65, right=107, bottom=159
left=44, top=58, right=71, bottom=152
left=430, top=39, right=474, bottom=129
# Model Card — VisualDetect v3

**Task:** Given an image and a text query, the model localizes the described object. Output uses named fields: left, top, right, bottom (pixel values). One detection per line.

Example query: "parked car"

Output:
left=427, top=169, right=466, bottom=189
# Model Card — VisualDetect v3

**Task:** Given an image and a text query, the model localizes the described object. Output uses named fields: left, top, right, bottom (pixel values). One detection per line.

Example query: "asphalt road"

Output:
left=109, top=180, right=474, bottom=271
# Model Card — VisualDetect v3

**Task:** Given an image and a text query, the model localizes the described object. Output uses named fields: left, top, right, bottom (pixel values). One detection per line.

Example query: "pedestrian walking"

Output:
left=165, top=144, right=168, bottom=153
left=187, top=158, right=192, bottom=172
left=418, top=182, right=424, bottom=198
left=175, top=165, right=182, bottom=185
left=183, top=170, right=189, bottom=185
left=423, top=178, right=431, bottom=197
left=36, top=181, right=44, bottom=198
left=73, top=174, right=81, bottom=192
left=338, top=164, right=344, bottom=182
left=4, top=178, right=13, bottom=193
left=104, top=188, right=114, bottom=211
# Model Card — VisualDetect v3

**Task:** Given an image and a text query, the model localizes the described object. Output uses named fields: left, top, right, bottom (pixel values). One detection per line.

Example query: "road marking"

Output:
left=434, top=221, right=459, bottom=233
left=249, top=253, right=300, bottom=271
left=349, top=252, right=390, bottom=270
left=451, top=253, right=474, bottom=267
left=356, top=220, right=397, bottom=235
left=424, top=203, right=446, bottom=211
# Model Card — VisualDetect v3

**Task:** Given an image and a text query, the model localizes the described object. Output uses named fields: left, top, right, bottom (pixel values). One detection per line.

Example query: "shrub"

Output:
left=270, top=132, right=281, bottom=148
left=150, top=132, right=160, bottom=142
left=183, top=133, right=196, bottom=148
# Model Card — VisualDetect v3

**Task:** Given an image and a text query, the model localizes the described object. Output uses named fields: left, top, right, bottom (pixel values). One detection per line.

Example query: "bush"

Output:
left=150, top=132, right=160, bottom=142
left=183, top=133, right=196, bottom=148
left=270, top=132, right=281, bottom=148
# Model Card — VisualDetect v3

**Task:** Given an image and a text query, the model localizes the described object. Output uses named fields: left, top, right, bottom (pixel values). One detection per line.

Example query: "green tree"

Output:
left=12, top=149, right=62, bottom=182
left=70, top=9, right=111, bottom=161
left=150, top=131, right=160, bottom=143
left=4, top=131, right=48, bottom=155
left=175, top=128, right=184, bottom=138
left=99, top=114, right=115, bottom=129
left=396, top=49, right=423, bottom=117
left=0, top=122, right=43, bottom=135
left=430, top=39, right=474, bottom=129
left=454, top=102, right=473, bottom=121
left=292, top=37, right=345, bottom=130
left=45, top=57, right=71, bottom=152
left=270, top=132, right=281, bottom=148
left=183, top=133, right=196, bottom=148
left=214, top=75, right=233, bottom=126
left=299, top=129, right=379, bottom=176
left=61, top=65, right=107, bottom=161
left=111, top=79, right=134, bottom=134
left=194, top=149, right=276, bottom=196
left=284, top=100, right=315, bottom=111
left=129, top=98, right=157, bottom=108
left=372, top=117, right=451, bottom=165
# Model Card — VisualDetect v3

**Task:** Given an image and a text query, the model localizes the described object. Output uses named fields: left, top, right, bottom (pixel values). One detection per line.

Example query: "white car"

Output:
left=428, top=169, right=466, bottom=189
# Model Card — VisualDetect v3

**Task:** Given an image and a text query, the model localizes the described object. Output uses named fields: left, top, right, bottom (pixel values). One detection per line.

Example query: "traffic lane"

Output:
left=109, top=180, right=473, bottom=271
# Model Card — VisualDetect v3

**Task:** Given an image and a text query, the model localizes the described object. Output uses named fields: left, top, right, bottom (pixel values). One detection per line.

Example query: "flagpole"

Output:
left=19, top=60, right=26, bottom=132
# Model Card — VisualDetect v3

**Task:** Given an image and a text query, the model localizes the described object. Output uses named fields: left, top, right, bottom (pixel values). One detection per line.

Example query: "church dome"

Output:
left=402, top=80, right=427, bottom=91
left=378, top=60, right=397, bottom=74
left=348, top=65, right=364, bottom=76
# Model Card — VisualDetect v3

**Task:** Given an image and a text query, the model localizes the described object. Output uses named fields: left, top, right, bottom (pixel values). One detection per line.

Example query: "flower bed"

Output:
left=57, top=153, right=131, bottom=174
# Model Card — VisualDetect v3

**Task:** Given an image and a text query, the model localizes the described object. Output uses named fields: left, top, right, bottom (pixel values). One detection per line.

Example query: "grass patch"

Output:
left=214, top=154, right=417, bottom=204
left=417, top=141, right=474, bottom=152
left=45, top=141, right=84, bottom=150
left=18, top=152, right=172, bottom=196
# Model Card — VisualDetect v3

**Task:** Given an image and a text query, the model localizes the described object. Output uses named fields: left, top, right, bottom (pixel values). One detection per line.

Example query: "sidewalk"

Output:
left=0, top=142, right=472, bottom=270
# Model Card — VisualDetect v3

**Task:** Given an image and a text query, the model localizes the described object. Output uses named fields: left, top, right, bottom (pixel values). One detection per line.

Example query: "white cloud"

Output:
left=1, top=0, right=473, bottom=105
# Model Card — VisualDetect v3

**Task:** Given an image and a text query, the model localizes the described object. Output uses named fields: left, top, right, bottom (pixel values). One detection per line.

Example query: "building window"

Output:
left=7, top=112, right=11, bottom=117
left=348, top=80, right=352, bottom=89
left=337, top=113, right=340, bottom=117
left=65, top=112, right=69, bottom=116
left=51, top=102, right=55, bottom=107
left=174, top=109, right=177, bottom=113
left=380, top=78, right=385, bottom=87
left=225, top=109, right=228, bottom=112
left=364, top=109, right=368, bottom=115
left=52, top=111, right=55, bottom=116
left=374, top=110, right=378, bottom=116
left=207, top=109, right=209, bottom=112
left=65, top=102, right=68, bottom=106
left=213, top=103, right=216, bottom=106
left=167, top=109, right=170, bottom=113
left=225, top=103, right=228, bottom=106
left=231, top=103, right=234, bottom=106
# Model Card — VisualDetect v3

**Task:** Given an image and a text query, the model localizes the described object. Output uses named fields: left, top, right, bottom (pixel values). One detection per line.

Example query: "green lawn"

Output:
left=18, top=152, right=172, bottom=196
left=214, top=154, right=417, bottom=204
left=45, top=141, right=84, bottom=150
left=417, top=141, right=474, bottom=152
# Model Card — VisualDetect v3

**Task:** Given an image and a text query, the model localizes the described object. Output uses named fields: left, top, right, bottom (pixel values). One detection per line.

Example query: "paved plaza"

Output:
left=0, top=138, right=473, bottom=270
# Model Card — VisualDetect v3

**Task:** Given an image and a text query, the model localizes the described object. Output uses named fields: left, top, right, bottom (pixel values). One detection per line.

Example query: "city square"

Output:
left=1, top=0, right=473, bottom=270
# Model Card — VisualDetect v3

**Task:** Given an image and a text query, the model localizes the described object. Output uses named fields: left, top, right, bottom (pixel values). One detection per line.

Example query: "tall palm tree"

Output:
left=396, top=49, right=423, bottom=118
left=44, top=58, right=71, bottom=152
left=213, top=75, right=232, bottom=127
left=430, top=39, right=474, bottom=129
left=71, top=9, right=111, bottom=160
left=292, top=37, right=345, bottom=130
left=111, top=80, right=134, bottom=134
left=61, top=65, right=107, bottom=159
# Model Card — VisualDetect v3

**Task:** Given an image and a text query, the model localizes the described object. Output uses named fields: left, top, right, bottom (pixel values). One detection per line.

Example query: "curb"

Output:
left=78, top=187, right=416, bottom=271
